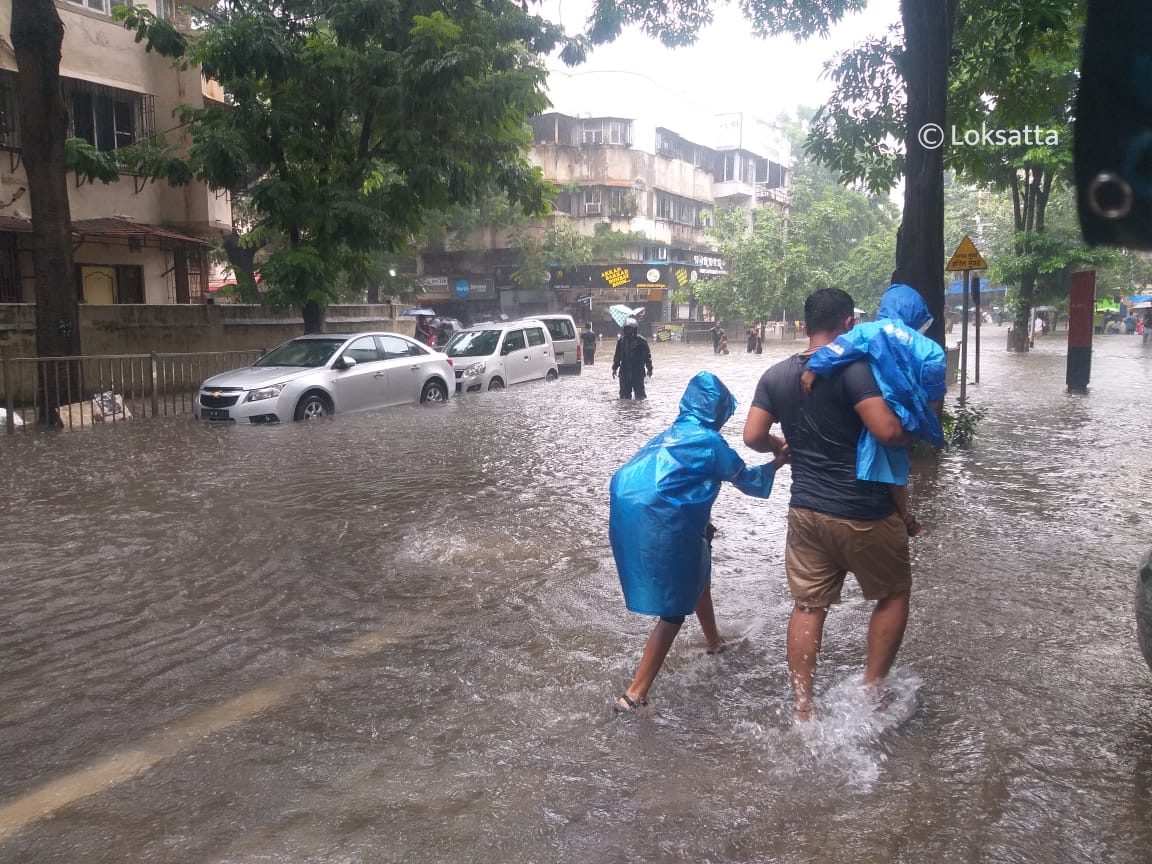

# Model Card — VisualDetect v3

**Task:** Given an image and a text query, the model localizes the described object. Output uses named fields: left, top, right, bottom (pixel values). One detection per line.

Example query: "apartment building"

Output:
left=418, top=70, right=791, bottom=325
left=0, top=0, right=231, bottom=306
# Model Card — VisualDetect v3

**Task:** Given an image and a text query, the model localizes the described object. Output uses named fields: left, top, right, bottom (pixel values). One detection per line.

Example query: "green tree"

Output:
left=811, top=0, right=1085, bottom=351
left=509, top=220, right=593, bottom=290
left=121, top=0, right=574, bottom=332
left=702, top=206, right=788, bottom=322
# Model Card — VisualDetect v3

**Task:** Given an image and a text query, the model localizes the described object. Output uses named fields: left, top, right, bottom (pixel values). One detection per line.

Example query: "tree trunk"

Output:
left=302, top=299, right=324, bottom=334
left=893, top=0, right=958, bottom=348
left=12, top=0, right=81, bottom=425
left=1010, top=271, right=1037, bottom=352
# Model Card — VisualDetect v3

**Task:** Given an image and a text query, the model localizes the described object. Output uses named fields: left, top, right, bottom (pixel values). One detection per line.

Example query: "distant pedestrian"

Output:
left=612, top=317, right=653, bottom=399
left=711, top=323, right=721, bottom=354
left=580, top=323, right=598, bottom=366
left=718, top=330, right=729, bottom=355
left=414, top=315, right=435, bottom=346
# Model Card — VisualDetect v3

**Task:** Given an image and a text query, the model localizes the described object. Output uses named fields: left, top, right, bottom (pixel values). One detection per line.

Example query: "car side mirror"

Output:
left=500, top=344, right=512, bottom=356
left=337, top=355, right=357, bottom=370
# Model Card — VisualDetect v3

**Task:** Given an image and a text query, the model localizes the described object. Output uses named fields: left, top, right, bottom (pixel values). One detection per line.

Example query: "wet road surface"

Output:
left=2, top=330, right=1151, bottom=863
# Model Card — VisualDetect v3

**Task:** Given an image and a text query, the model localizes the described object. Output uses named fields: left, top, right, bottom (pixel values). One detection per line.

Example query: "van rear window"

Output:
left=546, top=320, right=575, bottom=340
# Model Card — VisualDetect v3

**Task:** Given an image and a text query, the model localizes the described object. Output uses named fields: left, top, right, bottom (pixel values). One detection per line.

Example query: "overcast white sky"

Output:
left=540, top=0, right=902, bottom=123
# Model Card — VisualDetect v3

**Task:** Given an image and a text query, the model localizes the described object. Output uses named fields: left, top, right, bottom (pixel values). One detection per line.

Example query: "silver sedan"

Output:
left=196, top=332, right=454, bottom=423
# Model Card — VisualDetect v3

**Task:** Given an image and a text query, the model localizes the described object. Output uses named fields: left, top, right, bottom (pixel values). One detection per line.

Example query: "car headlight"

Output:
left=461, top=362, right=486, bottom=378
left=245, top=383, right=285, bottom=402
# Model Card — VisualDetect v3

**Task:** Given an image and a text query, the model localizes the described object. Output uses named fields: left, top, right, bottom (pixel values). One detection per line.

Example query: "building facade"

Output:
left=0, top=0, right=231, bottom=307
left=417, top=71, right=792, bottom=328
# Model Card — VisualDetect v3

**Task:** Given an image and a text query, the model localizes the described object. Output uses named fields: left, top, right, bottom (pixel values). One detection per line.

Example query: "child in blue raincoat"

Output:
left=800, top=283, right=946, bottom=536
left=609, top=371, right=785, bottom=714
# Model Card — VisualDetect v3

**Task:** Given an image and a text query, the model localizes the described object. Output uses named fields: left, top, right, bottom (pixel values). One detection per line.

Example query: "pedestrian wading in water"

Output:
left=612, top=317, right=652, bottom=399
left=609, top=372, right=787, bottom=714
left=744, top=287, right=918, bottom=722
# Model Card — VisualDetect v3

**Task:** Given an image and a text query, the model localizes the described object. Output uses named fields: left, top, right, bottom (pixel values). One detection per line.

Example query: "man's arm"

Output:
left=743, top=405, right=787, bottom=455
left=855, top=396, right=914, bottom=446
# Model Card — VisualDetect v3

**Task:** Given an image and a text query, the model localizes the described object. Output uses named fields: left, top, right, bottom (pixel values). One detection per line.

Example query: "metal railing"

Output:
left=1, top=350, right=263, bottom=433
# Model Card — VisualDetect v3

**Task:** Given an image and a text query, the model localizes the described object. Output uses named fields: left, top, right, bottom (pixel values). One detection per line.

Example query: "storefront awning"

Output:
left=0, top=216, right=213, bottom=247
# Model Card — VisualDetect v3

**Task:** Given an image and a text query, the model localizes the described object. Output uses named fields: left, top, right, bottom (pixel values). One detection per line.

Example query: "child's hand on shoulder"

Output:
left=800, top=368, right=817, bottom=394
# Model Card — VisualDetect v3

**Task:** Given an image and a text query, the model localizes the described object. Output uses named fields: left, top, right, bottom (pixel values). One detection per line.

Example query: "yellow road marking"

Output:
left=0, top=629, right=402, bottom=844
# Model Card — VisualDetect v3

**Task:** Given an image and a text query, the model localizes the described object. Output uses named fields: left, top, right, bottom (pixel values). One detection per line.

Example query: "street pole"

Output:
left=974, top=275, right=982, bottom=383
left=1066, top=270, right=1095, bottom=391
left=960, top=269, right=969, bottom=401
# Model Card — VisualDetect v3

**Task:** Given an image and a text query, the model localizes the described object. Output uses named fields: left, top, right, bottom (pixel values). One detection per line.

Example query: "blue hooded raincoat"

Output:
left=805, top=283, right=947, bottom=485
left=609, top=372, right=776, bottom=618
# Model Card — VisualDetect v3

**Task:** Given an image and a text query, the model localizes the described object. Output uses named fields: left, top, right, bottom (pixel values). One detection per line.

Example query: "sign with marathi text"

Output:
left=946, top=235, right=987, bottom=271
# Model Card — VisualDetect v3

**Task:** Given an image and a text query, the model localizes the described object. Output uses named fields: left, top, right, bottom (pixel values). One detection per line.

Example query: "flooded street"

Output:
left=2, top=331, right=1151, bottom=863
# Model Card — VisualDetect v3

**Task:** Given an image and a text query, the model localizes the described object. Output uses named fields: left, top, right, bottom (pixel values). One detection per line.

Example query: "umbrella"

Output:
left=1035, top=306, right=1059, bottom=312
left=607, top=304, right=644, bottom=327
left=401, top=308, right=437, bottom=317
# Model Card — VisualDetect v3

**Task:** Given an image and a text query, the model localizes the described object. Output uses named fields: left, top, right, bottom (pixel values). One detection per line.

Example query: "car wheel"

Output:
left=420, top=380, right=448, bottom=404
left=487, top=377, right=505, bottom=391
left=546, top=369, right=558, bottom=382
left=294, top=392, right=330, bottom=420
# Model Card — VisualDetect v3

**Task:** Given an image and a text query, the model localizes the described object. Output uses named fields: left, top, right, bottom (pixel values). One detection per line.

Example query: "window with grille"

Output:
left=0, top=233, right=20, bottom=303
left=67, top=80, right=155, bottom=152
left=0, top=71, right=20, bottom=151
left=582, top=119, right=632, bottom=146
left=62, top=0, right=128, bottom=15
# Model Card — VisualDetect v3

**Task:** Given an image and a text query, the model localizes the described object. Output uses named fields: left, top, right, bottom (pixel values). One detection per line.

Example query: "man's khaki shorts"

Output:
left=785, top=507, right=912, bottom=608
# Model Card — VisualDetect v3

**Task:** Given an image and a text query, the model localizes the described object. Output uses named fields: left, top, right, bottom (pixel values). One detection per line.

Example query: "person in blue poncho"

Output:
left=800, top=283, right=946, bottom=536
left=609, top=371, right=786, bottom=714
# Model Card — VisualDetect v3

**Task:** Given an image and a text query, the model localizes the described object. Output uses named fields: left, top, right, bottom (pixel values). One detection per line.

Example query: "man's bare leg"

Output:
left=862, top=590, right=910, bottom=698
left=694, top=581, right=725, bottom=653
left=787, top=605, right=828, bottom=721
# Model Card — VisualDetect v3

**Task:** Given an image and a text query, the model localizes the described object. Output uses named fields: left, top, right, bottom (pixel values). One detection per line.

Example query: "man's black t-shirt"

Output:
left=752, top=353, right=894, bottom=521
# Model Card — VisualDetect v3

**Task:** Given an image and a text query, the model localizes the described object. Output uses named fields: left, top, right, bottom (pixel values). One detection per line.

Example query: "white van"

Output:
left=443, top=319, right=559, bottom=393
left=524, top=314, right=581, bottom=375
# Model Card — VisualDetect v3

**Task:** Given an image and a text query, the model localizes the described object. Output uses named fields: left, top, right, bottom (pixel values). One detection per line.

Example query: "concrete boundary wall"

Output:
left=0, top=304, right=415, bottom=357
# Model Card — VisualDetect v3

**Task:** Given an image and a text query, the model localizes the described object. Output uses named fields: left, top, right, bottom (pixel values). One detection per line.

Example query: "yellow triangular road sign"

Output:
left=946, top=235, right=987, bottom=271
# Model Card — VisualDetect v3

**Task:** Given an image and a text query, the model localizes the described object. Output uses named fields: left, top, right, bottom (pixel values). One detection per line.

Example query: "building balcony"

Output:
left=755, top=183, right=790, bottom=207
left=712, top=180, right=755, bottom=202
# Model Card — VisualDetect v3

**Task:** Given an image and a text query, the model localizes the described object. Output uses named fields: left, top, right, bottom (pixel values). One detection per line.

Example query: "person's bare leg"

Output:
left=786, top=605, right=828, bottom=721
left=622, top=617, right=683, bottom=706
left=694, top=581, right=724, bottom=653
left=862, top=590, right=910, bottom=689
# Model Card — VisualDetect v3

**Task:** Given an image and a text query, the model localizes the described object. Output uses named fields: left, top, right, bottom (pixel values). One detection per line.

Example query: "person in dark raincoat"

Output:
left=579, top=323, right=598, bottom=366
left=611, top=317, right=653, bottom=399
left=609, top=371, right=786, bottom=714
left=800, top=283, right=946, bottom=536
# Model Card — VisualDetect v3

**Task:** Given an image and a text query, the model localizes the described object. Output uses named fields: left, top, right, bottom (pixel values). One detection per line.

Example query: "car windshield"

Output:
left=254, top=338, right=345, bottom=368
left=444, top=329, right=500, bottom=358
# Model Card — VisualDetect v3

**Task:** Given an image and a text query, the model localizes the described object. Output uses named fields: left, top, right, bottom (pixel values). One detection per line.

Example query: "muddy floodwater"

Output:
left=2, top=330, right=1151, bottom=863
